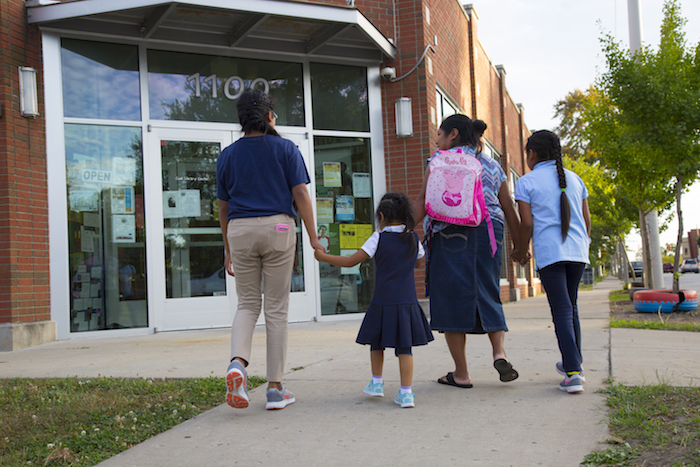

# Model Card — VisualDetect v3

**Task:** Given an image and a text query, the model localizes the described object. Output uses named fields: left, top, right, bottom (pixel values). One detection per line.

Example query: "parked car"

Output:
left=190, top=268, right=226, bottom=296
left=663, top=262, right=674, bottom=273
left=628, top=261, right=644, bottom=280
left=680, top=258, right=700, bottom=274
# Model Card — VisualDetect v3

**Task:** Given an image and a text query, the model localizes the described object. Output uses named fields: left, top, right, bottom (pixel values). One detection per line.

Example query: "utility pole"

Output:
left=627, top=0, right=664, bottom=289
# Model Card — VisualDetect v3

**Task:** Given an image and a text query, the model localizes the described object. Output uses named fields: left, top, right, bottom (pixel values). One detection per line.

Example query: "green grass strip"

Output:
left=610, top=319, right=700, bottom=332
left=583, top=384, right=700, bottom=466
left=0, top=375, right=265, bottom=466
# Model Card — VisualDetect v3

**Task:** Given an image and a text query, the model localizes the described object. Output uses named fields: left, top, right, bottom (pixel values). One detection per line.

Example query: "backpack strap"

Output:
left=474, top=179, right=497, bottom=257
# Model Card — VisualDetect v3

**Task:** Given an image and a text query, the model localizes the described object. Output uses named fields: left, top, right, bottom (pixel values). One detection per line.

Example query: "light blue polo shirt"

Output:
left=514, top=160, right=590, bottom=270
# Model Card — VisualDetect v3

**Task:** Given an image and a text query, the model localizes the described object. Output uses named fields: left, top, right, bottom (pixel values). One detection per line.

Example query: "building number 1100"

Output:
left=186, top=73, right=270, bottom=100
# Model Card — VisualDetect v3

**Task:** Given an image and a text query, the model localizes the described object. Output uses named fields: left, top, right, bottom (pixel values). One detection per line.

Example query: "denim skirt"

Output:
left=428, top=221, right=507, bottom=333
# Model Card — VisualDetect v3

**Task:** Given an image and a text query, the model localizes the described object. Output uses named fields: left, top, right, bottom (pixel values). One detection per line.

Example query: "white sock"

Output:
left=372, top=375, right=383, bottom=384
left=399, top=386, right=412, bottom=394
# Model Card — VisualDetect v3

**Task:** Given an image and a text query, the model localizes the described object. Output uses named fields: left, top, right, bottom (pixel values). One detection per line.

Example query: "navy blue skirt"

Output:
left=429, top=221, right=508, bottom=333
left=356, top=302, right=434, bottom=349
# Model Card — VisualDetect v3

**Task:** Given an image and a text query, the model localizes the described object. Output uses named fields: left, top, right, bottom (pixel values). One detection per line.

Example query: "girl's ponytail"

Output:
left=526, top=130, right=570, bottom=241
left=555, top=153, right=570, bottom=241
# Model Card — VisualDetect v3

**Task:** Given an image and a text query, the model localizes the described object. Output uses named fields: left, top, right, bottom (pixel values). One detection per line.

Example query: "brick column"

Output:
left=0, top=0, right=54, bottom=350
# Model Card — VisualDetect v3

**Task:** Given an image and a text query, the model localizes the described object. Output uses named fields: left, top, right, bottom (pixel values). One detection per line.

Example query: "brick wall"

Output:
left=0, top=0, right=50, bottom=324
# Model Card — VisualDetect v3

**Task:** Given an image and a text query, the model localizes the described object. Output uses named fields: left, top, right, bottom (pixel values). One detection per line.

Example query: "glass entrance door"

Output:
left=147, top=128, right=232, bottom=330
left=147, top=128, right=317, bottom=331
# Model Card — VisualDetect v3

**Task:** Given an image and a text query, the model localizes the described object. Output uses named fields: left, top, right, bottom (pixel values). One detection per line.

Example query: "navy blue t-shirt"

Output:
left=216, top=135, right=310, bottom=219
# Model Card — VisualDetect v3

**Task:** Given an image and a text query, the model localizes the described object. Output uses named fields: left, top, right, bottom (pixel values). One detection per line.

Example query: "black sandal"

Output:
left=494, top=359, right=519, bottom=382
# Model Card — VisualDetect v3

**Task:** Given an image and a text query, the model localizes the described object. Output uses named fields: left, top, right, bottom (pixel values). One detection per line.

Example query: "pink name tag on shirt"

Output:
left=276, top=224, right=290, bottom=232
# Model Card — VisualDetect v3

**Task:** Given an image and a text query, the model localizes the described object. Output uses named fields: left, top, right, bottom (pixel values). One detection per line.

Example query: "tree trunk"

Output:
left=673, top=175, right=684, bottom=294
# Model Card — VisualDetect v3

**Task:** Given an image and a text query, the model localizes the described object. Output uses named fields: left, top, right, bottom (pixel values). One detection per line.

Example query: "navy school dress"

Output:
left=356, top=231, right=434, bottom=352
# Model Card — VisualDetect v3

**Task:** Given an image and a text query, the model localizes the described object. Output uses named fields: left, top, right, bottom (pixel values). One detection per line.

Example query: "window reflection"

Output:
left=161, top=141, right=225, bottom=298
left=311, top=63, right=369, bottom=132
left=65, top=124, right=147, bottom=331
left=148, top=50, right=304, bottom=125
left=314, top=136, right=374, bottom=315
left=61, top=39, right=141, bottom=121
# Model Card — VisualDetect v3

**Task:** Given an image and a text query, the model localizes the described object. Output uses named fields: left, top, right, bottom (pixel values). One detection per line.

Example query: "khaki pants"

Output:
left=227, top=214, right=296, bottom=382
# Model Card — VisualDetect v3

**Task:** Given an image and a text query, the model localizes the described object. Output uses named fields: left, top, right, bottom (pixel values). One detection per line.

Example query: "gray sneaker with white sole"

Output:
left=266, top=385, right=296, bottom=410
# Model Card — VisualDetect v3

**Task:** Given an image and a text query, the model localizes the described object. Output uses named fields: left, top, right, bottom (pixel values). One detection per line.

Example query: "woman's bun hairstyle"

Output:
left=473, top=119, right=487, bottom=136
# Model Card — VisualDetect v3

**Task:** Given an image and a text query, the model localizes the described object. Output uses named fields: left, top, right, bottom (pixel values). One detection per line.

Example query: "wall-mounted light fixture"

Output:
left=19, top=67, right=39, bottom=118
left=395, top=97, right=413, bottom=138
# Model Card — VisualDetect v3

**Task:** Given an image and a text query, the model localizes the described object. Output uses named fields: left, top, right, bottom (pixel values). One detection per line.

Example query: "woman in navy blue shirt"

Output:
left=217, top=89, right=323, bottom=410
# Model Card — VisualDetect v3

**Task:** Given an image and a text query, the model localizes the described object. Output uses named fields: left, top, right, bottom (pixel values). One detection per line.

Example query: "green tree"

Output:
left=583, top=0, right=700, bottom=293
left=554, top=88, right=595, bottom=162
left=554, top=89, right=638, bottom=273
left=563, top=154, right=636, bottom=272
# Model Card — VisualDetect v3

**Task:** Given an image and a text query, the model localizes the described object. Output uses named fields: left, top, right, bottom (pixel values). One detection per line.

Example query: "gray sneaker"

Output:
left=266, top=385, right=296, bottom=410
left=225, top=360, right=249, bottom=409
left=556, top=361, right=586, bottom=382
left=559, top=373, right=584, bottom=393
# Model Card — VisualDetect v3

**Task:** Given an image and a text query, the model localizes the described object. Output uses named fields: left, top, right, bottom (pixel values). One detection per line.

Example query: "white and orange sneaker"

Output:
left=265, top=385, right=295, bottom=410
left=225, top=360, right=249, bottom=409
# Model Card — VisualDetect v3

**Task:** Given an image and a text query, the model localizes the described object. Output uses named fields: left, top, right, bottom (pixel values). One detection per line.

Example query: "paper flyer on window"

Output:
left=335, top=195, right=354, bottom=221
left=323, top=162, right=342, bottom=187
left=316, top=197, right=334, bottom=223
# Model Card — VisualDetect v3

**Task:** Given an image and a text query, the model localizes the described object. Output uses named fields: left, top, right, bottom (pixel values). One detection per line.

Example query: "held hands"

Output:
left=314, top=248, right=327, bottom=262
left=310, top=237, right=325, bottom=253
left=510, top=248, right=531, bottom=266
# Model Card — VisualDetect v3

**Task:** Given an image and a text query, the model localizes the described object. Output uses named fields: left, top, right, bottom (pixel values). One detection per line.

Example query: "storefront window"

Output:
left=314, top=136, right=374, bottom=315
left=61, top=39, right=141, bottom=121
left=148, top=50, right=304, bottom=125
left=65, top=124, right=147, bottom=331
left=310, top=63, right=369, bottom=132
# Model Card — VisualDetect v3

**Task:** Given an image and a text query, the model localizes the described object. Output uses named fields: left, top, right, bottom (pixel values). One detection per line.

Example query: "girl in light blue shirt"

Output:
left=512, top=130, right=591, bottom=394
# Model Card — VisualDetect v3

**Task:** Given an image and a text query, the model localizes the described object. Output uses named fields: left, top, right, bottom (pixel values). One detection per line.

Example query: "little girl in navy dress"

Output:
left=314, top=193, right=433, bottom=408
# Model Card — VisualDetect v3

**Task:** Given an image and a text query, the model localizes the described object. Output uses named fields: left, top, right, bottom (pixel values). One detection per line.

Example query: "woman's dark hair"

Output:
left=525, top=130, right=570, bottom=241
left=473, top=119, right=487, bottom=154
left=237, top=88, right=280, bottom=137
left=376, top=192, right=416, bottom=257
left=439, top=114, right=479, bottom=148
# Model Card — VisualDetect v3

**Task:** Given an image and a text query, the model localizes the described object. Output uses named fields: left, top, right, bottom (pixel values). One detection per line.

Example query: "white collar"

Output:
left=381, top=224, right=406, bottom=233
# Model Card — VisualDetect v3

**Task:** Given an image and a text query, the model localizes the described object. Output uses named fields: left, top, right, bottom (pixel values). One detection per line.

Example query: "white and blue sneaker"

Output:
left=394, top=391, right=415, bottom=408
left=225, top=360, right=249, bottom=409
left=363, top=381, right=385, bottom=397
left=556, top=362, right=586, bottom=382
left=265, top=385, right=295, bottom=410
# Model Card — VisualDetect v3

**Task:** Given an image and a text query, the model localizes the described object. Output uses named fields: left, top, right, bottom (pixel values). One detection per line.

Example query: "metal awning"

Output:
left=26, top=0, right=395, bottom=61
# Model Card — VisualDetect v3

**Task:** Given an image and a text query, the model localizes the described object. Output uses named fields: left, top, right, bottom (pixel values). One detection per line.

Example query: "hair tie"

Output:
left=561, top=188, right=566, bottom=193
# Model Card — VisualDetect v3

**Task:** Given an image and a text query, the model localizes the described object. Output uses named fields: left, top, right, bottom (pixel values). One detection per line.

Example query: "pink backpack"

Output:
left=425, top=148, right=497, bottom=256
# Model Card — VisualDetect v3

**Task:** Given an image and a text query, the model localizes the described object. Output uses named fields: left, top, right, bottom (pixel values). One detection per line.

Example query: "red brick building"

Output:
left=1, top=0, right=539, bottom=350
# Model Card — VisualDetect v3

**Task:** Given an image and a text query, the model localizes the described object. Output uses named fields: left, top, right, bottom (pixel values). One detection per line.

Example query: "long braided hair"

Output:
left=376, top=192, right=417, bottom=257
left=236, top=88, right=280, bottom=137
left=525, top=130, right=571, bottom=241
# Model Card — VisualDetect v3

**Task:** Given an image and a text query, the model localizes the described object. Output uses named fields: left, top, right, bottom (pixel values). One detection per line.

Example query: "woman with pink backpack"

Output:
left=413, top=114, right=523, bottom=388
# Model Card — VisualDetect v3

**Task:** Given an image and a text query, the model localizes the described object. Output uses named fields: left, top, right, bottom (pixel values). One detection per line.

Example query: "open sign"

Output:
left=81, top=169, right=112, bottom=184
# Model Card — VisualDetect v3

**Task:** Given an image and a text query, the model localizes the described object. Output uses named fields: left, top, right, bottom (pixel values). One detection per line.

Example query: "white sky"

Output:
left=472, top=0, right=700, bottom=252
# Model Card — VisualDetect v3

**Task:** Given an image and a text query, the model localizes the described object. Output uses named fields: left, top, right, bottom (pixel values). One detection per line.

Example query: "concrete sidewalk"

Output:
left=3, top=276, right=700, bottom=466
